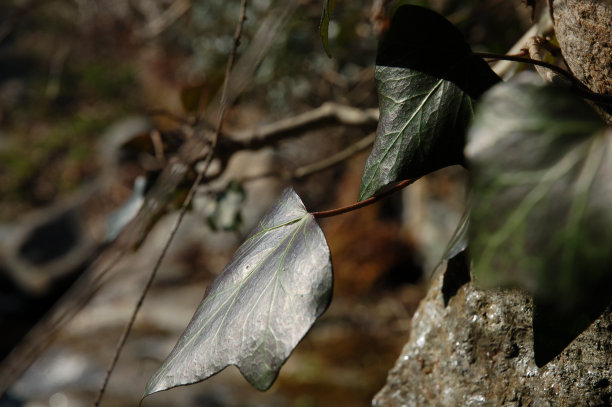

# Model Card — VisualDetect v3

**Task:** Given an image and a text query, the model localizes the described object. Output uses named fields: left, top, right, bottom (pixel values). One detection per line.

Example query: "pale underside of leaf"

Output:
left=144, top=188, right=332, bottom=395
left=359, top=65, right=473, bottom=200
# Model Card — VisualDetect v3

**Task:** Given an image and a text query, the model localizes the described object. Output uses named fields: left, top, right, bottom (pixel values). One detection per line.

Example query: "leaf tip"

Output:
left=143, top=368, right=175, bottom=399
left=142, top=378, right=161, bottom=399
left=242, top=366, right=279, bottom=392
left=319, top=0, right=336, bottom=58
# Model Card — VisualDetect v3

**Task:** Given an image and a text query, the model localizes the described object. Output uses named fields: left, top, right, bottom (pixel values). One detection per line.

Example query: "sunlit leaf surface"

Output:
left=467, top=73, right=612, bottom=364
left=145, top=188, right=333, bottom=395
left=359, top=6, right=499, bottom=200
left=359, top=5, right=500, bottom=200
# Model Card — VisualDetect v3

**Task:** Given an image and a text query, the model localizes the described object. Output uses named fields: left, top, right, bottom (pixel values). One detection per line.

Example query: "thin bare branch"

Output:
left=476, top=52, right=612, bottom=105
left=293, top=132, right=376, bottom=179
left=149, top=130, right=165, bottom=165
left=0, top=101, right=380, bottom=398
left=94, top=2, right=249, bottom=405
left=242, top=132, right=376, bottom=182
left=0, top=156, right=190, bottom=396
left=146, top=108, right=195, bottom=126
left=203, top=0, right=302, bottom=124
left=138, top=0, right=192, bottom=40
left=219, top=102, right=379, bottom=153
left=0, top=17, right=377, bottom=398
left=526, top=36, right=571, bottom=86
left=93, top=160, right=209, bottom=407
left=491, top=24, right=539, bottom=78
left=0, top=98, right=381, bottom=399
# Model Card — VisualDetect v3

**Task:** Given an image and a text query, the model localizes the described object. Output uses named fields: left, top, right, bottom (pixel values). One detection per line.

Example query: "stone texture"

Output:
left=552, top=0, right=612, bottom=96
left=552, top=0, right=612, bottom=123
left=373, top=260, right=612, bottom=407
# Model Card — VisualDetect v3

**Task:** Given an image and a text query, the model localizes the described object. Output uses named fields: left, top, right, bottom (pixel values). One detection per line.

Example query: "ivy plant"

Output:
left=143, top=2, right=611, bottom=399
left=146, top=187, right=332, bottom=392
left=467, top=74, right=612, bottom=364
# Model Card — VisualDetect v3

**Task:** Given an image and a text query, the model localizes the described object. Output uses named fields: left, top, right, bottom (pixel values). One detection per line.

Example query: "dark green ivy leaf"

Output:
left=467, top=73, right=612, bottom=365
left=144, top=188, right=333, bottom=395
left=319, top=0, right=337, bottom=57
left=359, top=5, right=500, bottom=200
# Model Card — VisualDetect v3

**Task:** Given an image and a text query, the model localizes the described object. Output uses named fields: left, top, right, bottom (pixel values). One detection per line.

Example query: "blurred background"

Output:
left=0, top=0, right=532, bottom=406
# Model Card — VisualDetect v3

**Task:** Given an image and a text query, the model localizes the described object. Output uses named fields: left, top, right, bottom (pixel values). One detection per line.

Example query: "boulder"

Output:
left=373, top=258, right=612, bottom=406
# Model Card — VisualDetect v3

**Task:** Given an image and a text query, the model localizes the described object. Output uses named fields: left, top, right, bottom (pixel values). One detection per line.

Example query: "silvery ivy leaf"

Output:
left=359, top=5, right=500, bottom=200
left=466, top=73, right=612, bottom=365
left=319, top=0, right=336, bottom=57
left=144, top=188, right=333, bottom=395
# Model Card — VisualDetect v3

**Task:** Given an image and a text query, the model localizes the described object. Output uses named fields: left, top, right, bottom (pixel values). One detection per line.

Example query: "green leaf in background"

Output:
left=319, top=0, right=337, bottom=57
left=467, top=73, right=612, bottom=365
left=436, top=208, right=471, bottom=306
left=204, top=180, right=246, bottom=231
left=359, top=5, right=500, bottom=200
left=144, top=188, right=333, bottom=395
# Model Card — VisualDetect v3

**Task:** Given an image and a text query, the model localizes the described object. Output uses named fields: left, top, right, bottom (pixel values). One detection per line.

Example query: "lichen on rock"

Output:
left=373, top=261, right=612, bottom=406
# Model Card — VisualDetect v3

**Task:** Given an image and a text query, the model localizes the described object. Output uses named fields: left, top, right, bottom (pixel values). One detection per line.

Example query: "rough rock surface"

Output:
left=373, top=262, right=612, bottom=407
left=551, top=0, right=612, bottom=123
left=552, top=0, right=612, bottom=96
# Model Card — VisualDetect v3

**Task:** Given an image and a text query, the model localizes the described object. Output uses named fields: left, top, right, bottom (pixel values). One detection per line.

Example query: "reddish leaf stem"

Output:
left=312, top=178, right=417, bottom=219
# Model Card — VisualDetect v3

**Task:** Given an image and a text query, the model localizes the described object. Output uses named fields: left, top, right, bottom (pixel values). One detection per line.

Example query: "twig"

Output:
left=312, top=178, right=417, bottom=219
left=210, top=0, right=249, bottom=149
left=477, top=52, right=581, bottom=86
left=138, top=0, right=192, bottom=40
left=93, top=161, right=208, bottom=407
left=146, top=108, right=195, bottom=126
left=91, top=159, right=199, bottom=407
left=0, top=2, right=345, bottom=395
left=93, top=2, right=249, bottom=406
left=149, top=130, right=165, bottom=165
left=241, top=132, right=376, bottom=182
left=0, top=155, right=193, bottom=396
left=219, top=103, right=379, bottom=153
left=475, top=52, right=612, bottom=105
left=0, top=99, right=380, bottom=400
left=293, top=132, right=376, bottom=179
left=491, top=24, right=538, bottom=77
left=202, top=0, right=302, bottom=125
left=0, top=11, right=372, bottom=397
left=526, top=36, right=569, bottom=86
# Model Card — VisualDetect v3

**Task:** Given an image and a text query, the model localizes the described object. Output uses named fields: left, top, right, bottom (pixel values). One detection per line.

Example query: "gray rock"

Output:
left=373, top=260, right=612, bottom=407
